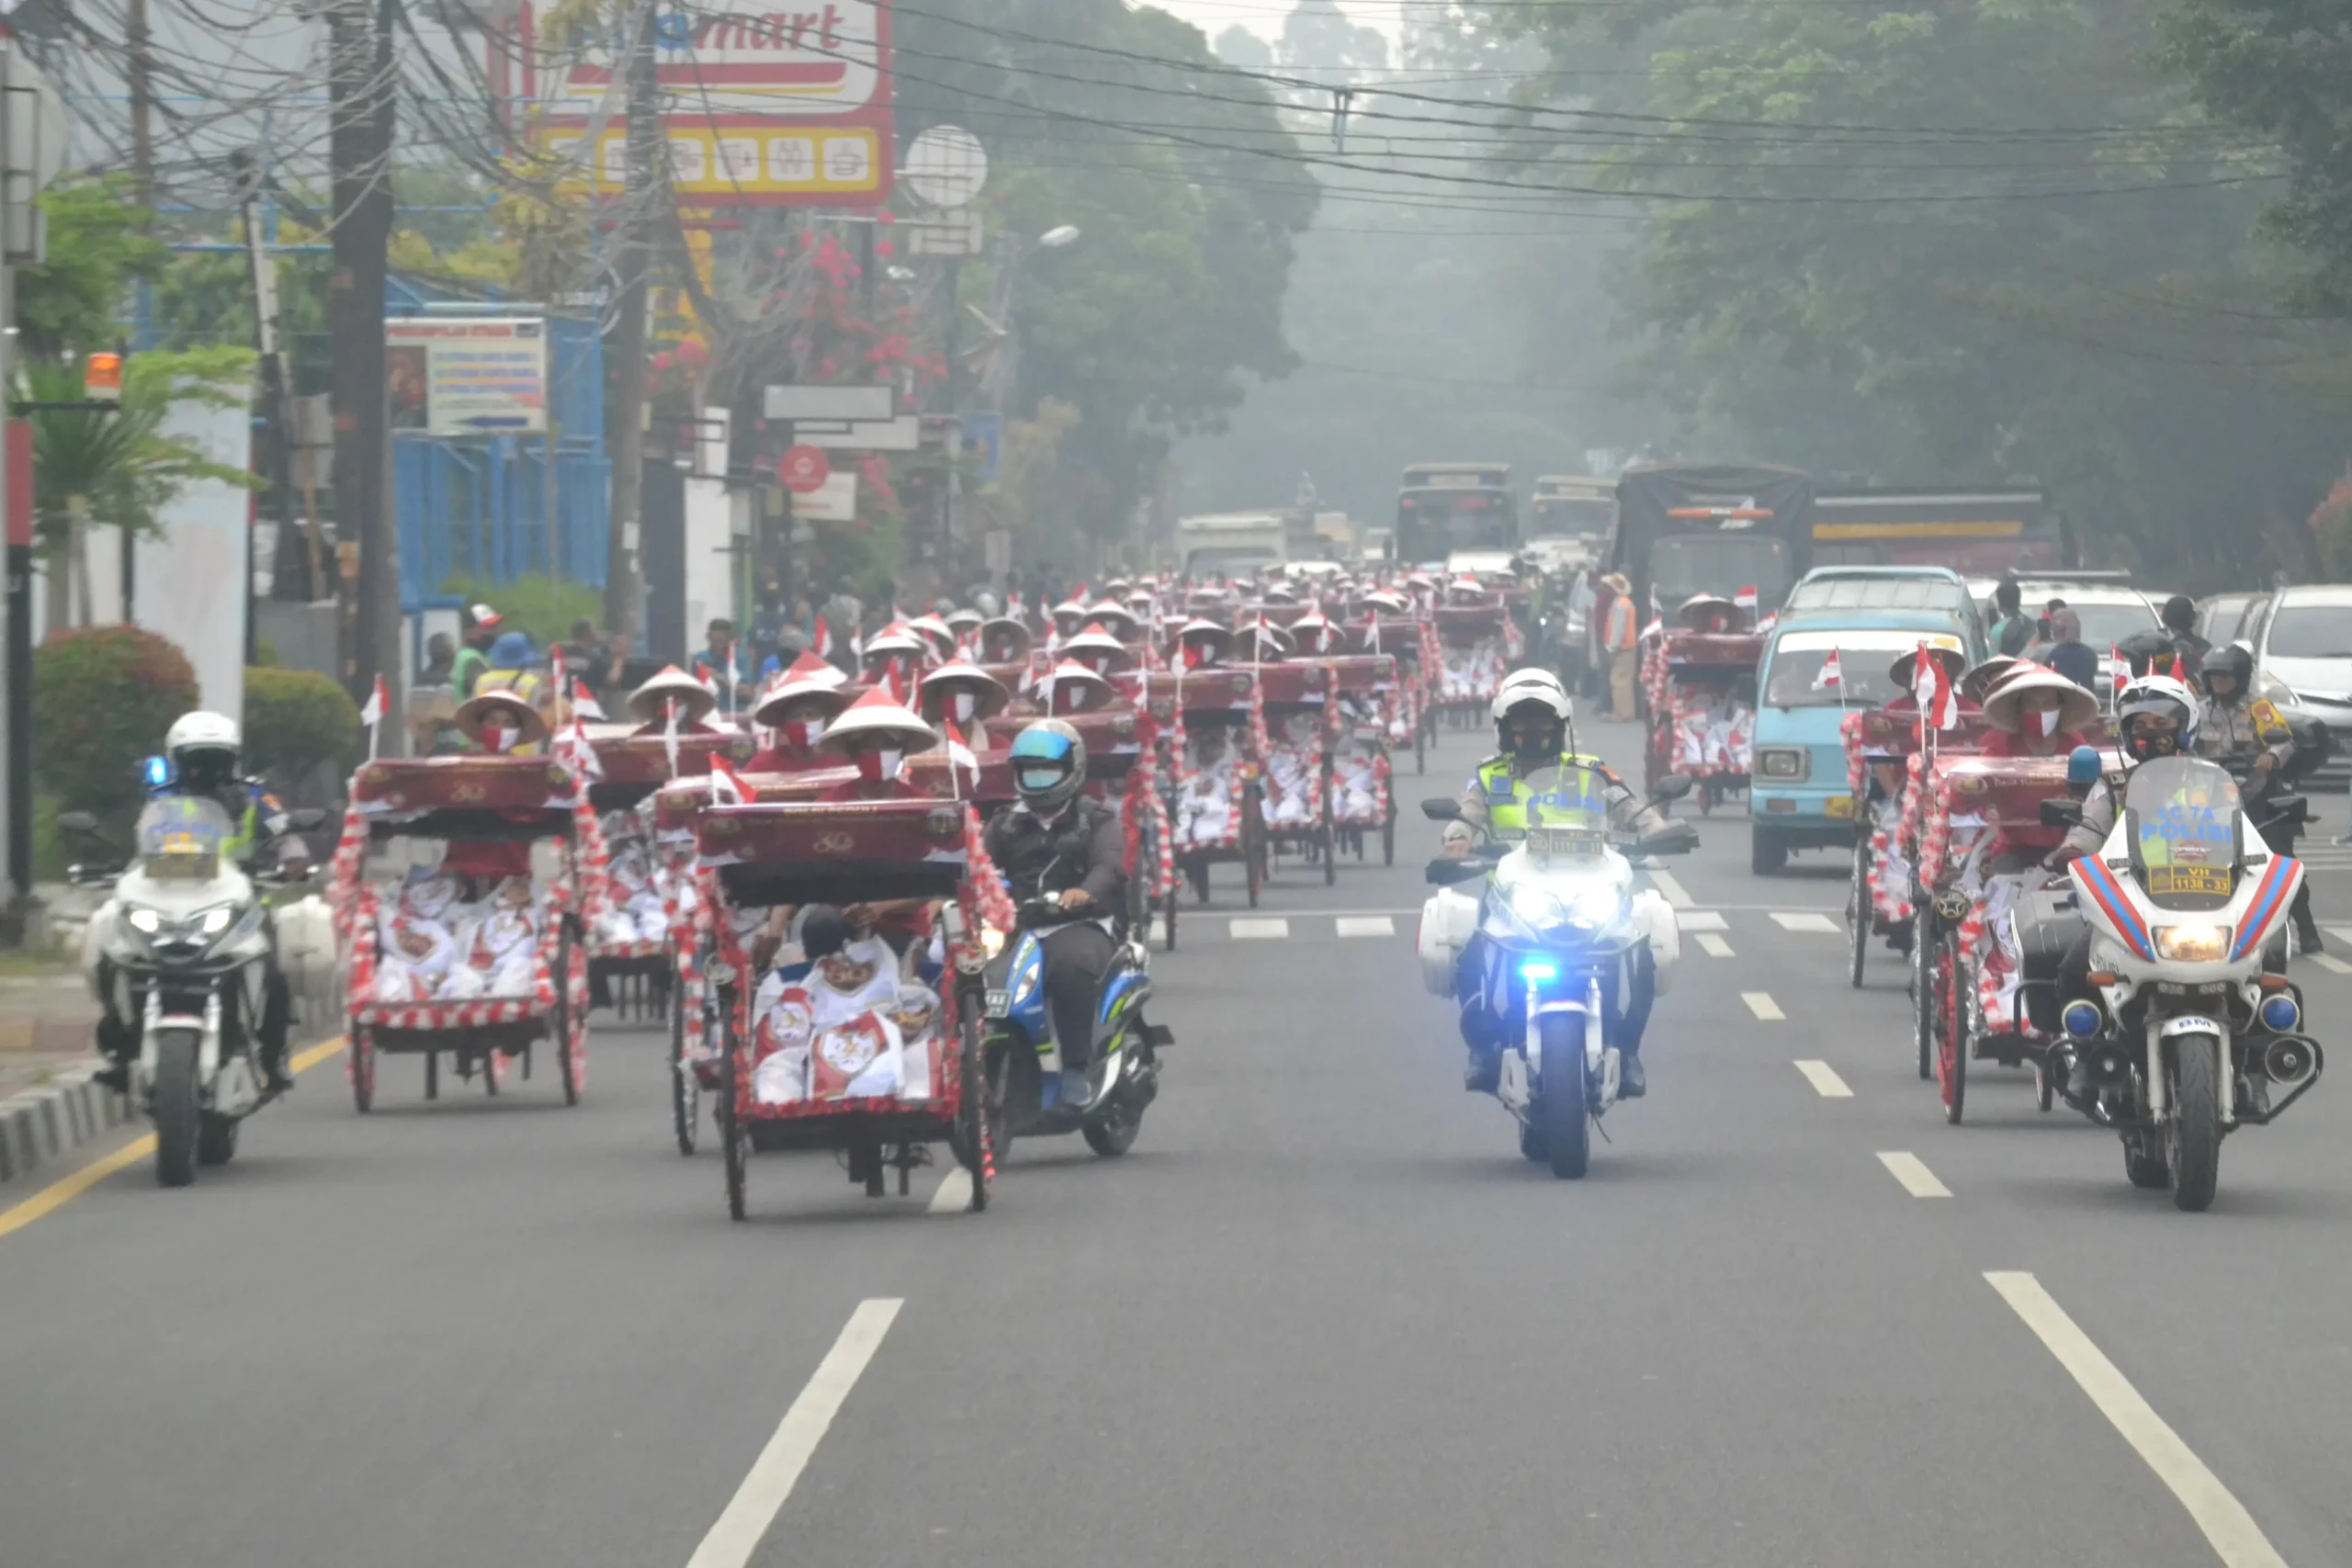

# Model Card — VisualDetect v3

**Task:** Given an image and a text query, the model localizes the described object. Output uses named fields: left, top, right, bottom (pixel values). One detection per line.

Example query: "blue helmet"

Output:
left=2066, top=745, right=2103, bottom=794
left=1009, top=718, right=1086, bottom=812
left=488, top=629, right=539, bottom=667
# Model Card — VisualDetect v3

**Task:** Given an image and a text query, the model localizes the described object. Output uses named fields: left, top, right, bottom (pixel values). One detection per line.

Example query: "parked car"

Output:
left=2197, top=590, right=2268, bottom=651
left=2252, top=584, right=2352, bottom=790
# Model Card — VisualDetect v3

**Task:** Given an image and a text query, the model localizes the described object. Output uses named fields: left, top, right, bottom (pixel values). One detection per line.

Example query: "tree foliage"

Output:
left=32, top=626, right=200, bottom=827
left=22, top=347, right=258, bottom=560
left=15, top=175, right=169, bottom=361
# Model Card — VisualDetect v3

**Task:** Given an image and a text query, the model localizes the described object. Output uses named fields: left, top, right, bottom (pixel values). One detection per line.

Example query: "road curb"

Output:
left=0, top=1065, right=130, bottom=1186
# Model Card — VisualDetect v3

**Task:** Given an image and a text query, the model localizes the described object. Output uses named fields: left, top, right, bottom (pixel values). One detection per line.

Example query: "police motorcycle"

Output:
left=2051, top=752, right=2322, bottom=1212
left=64, top=795, right=322, bottom=1186
left=1418, top=764, right=1695, bottom=1179
left=982, top=899, right=1173, bottom=1159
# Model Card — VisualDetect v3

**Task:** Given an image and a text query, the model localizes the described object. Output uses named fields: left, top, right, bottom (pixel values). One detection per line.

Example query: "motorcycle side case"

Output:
left=81, top=899, right=118, bottom=998
left=1632, top=888, right=1679, bottom=996
left=1418, top=887, right=1480, bottom=997
left=275, top=894, right=338, bottom=992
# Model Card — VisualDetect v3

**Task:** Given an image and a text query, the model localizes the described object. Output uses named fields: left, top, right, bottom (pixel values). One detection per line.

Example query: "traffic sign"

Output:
left=901, top=125, right=987, bottom=209
left=778, top=445, right=831, bottom=494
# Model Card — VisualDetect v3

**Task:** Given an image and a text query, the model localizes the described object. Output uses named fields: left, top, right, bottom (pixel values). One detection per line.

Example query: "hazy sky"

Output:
left=1149, top=0, right=1403, bottom=48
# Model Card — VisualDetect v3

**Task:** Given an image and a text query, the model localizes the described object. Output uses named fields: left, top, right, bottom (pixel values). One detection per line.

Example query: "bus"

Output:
left=1396, top=461, right=1516, bottom=563
left=1809, top=488, right=2073, bottom=577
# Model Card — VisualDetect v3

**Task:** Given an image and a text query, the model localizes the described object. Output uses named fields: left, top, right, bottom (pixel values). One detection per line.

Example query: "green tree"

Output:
left=14, top=175, right=169, bottom=360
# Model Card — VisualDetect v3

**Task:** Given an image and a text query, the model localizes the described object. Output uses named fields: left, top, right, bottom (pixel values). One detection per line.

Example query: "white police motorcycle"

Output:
left=2054, top=753, right=2322, bottom=1211
left=70, top=796, right=316, bottom=1186
left=1418, top=765, right=1694, bottom=1178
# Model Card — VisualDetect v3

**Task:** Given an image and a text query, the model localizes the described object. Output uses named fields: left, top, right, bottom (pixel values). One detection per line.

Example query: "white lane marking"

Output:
left=1229, top=918, right=1291, bottom=940
left=1794, top=1060, right=1852, bottom=1098
left=2307, top=952, right=2352, bottom=976
left=1336, top=916, right=1396, bottom=938
left=928, top=1168, right=971, bottom=1213
left=1876, top=1151, right=1951, bottom=1198
left=1647, top=869, right=1694, bottom=909
left=1743, top=992, right=1784, bottom=1021
left=1770, top=911, right=1840, bottom=933
left=1696, top=933, right=1736, bottom=958
left=1676, top=909, right=1728, bottom=932
left=2325, top=925, right=2352, bottom=944
left=687, top=1298, right=903, bottom=1568
left=1986, top=1272, right=2290, bottom=1568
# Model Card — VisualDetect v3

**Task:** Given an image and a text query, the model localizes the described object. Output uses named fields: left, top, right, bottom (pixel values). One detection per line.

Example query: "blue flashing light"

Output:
left=2260, top=995, right=2301, bottom=1033
left=1520, top=961, right=1557, bottom=982
left=142, top=754, right=172, bottom=788
left=2062, top=1000, right=2103, bottom=1039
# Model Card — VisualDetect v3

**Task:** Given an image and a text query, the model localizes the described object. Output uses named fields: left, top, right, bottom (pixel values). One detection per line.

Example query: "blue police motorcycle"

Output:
left=983, top=898, right=1171, bottom=1158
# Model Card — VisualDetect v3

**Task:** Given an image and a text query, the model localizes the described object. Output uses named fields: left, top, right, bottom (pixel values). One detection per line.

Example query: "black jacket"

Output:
left=984, top=797, right=1125, bottom=907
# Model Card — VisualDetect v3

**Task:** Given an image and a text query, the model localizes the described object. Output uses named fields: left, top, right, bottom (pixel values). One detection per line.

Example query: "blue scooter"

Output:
left=983, top=898, right=1170, bottom=1157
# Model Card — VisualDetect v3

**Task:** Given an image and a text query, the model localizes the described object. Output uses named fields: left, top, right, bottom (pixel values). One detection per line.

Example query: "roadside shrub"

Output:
left=242, top=666, right=362, bottom=788
left=33, top=626, right=198, bottom=826
left=441, top=571, right=607, bottom=648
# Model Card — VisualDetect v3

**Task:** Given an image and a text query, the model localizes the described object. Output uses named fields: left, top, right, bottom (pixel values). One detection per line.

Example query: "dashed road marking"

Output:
left=1228, top=918, right=1291, bottom=940
left=1676, top=909, right=1728, bottom=932
left=1336, top=916, right=1396, bottom=938
left=1647, top=869, right=1694, bottom=909
left=2325, top=925, right=2352, bottom=944
left=928, top=1168, right=971, bottom=1213
left=1987, top=1272, right=2290, bottom=1568
left=1696, top=933, right=1735, bottom=959
left=1742, top=992, right=1784, bottom=1021
left=1770, top=911, right=1840, bottom=933
left=2307, top=952, right=2352, bottom=976
left=687, top=1299, right=903, bottom=1568
left=1794, top=1060, right=1853, bottom=1098
left=1876, top=1151, right=1951, bottom=1198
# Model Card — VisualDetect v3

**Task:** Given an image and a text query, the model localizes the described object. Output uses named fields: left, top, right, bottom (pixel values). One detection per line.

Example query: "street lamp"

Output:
left=1037, top=224, right=1081, bottom=249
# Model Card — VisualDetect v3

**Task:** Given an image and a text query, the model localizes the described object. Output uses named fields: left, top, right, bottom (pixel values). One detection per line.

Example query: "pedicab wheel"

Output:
left=1538, top=1016, right=1589, bottom=1179
left=1912, top=920, right=1934, bottom=1080
left=555, top=925, right=582, bottom=1107
left=1847, top=837, right=1870, bottom=989
left=955, top=1012, right=992, bottom=1210
left=1243, top=799, right=1266, bottom=908
left=424, top=1046, right=438, bottom=1100
left=1381, top=812, right=1396, bottom=867
left=1937, top=935, right=1967, bottom=1124
left=718, top=1049, right=748, bottom=1221
left=1161, top=889, right=1179, bottom=953
left=349, top=1023, right=375, bottom=1113
left=1321, top=823, right=1337, bottom=886
left=670, top=980, right=699, bottom=1156
left=1414, top=721, right=1426, bottom=775
left=482, top=1045, right=503, bottom=1097
left=2034, top=1055, right=2056, bottom=1112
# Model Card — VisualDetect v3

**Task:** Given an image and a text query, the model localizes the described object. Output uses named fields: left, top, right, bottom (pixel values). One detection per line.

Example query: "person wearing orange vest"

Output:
left=1600, top=573, right=1640, bottom=717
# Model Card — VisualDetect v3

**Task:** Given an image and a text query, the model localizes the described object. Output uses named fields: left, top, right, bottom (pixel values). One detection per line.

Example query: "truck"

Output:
left=1610, top=462, right=1816, bottom=624
left=1396, top=461, right=1516, bottom=564
left=1809, top=488, right=2072, bottom=577
left=1177, top=511, right=1288, bottom=581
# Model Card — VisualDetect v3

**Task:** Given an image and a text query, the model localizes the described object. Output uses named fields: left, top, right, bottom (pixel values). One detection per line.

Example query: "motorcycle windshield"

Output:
left=134, top=796, right=236, bottom=883
left=1514, top=764, right=1611, bottom=856
left=2122, top=755, right=2241, bottom=912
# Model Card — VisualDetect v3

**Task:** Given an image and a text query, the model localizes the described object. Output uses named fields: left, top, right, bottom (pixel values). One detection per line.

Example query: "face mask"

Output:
left=856, top=748, right=903, bottom=784
left=2030, top=706, right=2061, bottom=739
left=954, top=693, right=976, bottom=722
left=786, top=718, right=825, bottom=749
left=482, top=720, right=518, bottom=753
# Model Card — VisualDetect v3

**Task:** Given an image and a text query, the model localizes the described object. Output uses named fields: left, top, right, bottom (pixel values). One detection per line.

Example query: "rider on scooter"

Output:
left=95, top=712, right=310, bottom=1093
left=983, top=719, right=1127, bottom=1110
left=1442, top=670, right=1684, bottom=1099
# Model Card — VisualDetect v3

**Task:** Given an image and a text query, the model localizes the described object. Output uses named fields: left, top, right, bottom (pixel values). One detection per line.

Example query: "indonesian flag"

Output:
left=1733, top=584, right=1759, bottom=614
left=560, top=717, right=605, bottom=780
left=880, top=657, right=911, bottom=706
left=549, top=641, right=568, bottom=695
left=693, top=659, right=721, bottom=697
left=1363, top=609, right=1381, bottom=653
left=1813, top=647, right=1842, bottom=691
left=813, top=614, right=836, bottom=660
left=662, top=698, right=682, bottom=778
left=1913, top=641, right=1959, bottom=731
left=944, top=720, right=978, bottom=800
left=709, top=751, right=751, bottom=806
left=358, top=673, right=389, bottom=759
left=571, top=679, right=605, bottom=721
left=2109, top=642, right=2130, bottom=696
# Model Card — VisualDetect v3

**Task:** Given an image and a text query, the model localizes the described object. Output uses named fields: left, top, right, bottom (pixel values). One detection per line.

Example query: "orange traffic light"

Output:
left=85, top=351, right=123, bottom=403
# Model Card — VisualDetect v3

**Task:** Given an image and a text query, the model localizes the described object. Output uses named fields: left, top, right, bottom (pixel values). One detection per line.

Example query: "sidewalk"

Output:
left=0, top=969, right=121, bottom=1186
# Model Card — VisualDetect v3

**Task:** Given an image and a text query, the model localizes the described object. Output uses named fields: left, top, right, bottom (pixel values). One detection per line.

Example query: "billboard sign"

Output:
left=527, top=0, right=893, bottom=209
left=385, top=317, right=549, bottom=436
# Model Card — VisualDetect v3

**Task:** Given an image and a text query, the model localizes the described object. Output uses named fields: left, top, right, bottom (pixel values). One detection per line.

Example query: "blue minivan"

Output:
left=1748, top=569, right=1987, bottom=875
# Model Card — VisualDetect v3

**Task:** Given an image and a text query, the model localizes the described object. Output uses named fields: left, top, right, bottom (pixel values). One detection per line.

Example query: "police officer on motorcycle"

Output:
left=2196, top=644, right=2320, bottom=951
left=1442, top=670, right=1688, bottom=1098
left=95, top=713, right=311, bottom=1094
left=983, top=719, right=1128, bottom=1109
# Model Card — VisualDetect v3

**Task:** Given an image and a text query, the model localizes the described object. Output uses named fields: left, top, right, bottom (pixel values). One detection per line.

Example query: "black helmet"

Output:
left=2200, top=642, right=2253, bottom=693
left=2162, top=594, right=2198, bottom=633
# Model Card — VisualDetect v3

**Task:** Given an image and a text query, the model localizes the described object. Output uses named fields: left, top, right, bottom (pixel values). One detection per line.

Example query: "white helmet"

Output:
left=165, top=711, right=242, bottom=791
left=1491, top=667, right=1571, bottom=726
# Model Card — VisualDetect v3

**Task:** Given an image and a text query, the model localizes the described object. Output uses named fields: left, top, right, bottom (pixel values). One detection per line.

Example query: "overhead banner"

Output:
left=525, top=0, right=893, bottom=209
left=385, top=317, right=549, bottom=435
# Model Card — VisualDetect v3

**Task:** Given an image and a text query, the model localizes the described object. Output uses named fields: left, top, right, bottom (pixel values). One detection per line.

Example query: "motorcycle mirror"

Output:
left=1638, top=823, right=1701, bottom=856
left=2040, top=799, right=2083, bottom=829
left=1649, top=773, right=1696, bottom=804
left=1425, top=858, right=1484, bottom=886
left=1419, top=796, right=1464, bottom=822
left=56, top=810, right=100, bottom=836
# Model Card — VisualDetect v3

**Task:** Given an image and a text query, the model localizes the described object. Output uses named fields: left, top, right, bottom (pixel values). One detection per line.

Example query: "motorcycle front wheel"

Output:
left=152, top=1029, right=201, bottom=1188
left=1538, top=1017, right=1591, bottom=1179
left=2167, top=1041, right=2223, bottom=1212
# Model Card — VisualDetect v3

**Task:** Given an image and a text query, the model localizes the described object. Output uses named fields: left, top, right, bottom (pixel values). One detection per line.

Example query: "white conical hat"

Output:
left=628, top=666, right=718, bottom=725
left=816, top=685, right=940, bottom=755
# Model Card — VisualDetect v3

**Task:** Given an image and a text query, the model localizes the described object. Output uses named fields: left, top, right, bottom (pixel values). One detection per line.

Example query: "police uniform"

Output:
left=2195, top=694, right=2293, bottom=773
left=1450, top=750, right=1669, bottom=844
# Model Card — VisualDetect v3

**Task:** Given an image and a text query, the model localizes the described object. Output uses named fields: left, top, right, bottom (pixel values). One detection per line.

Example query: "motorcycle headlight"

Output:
left=1011, top=949, right=1042, bottom=1004
left=1562, top=883, right=1624, bottom=929
left=125, top=907, right=162, bottom=935
left=2153, top=923, right=2230, bottom=963
left=1505, top=883, right=1566, bottom=930
left=980, top=927, right=1007, bottom=959
left=196, top=906, right=237, bottom=939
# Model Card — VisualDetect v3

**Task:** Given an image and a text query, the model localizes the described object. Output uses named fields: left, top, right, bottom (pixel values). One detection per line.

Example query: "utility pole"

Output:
left=127, top=0, right=154, bottom=206
left=329, top=0, right=399, bottom=736
left=602, top=0, right=660, bottom=642
left=234, top=151, right=311, bottom=614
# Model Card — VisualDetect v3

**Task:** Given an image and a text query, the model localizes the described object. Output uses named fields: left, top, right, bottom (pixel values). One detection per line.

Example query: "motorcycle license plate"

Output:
left=2146, top=866, right=2230, bottom=897
left=984, top=989, right=1012, bottom=1019
left=1529, top=827, right=1601, bottom=858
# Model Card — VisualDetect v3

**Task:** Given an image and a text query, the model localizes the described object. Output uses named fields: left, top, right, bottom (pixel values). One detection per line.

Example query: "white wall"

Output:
left=133, top=389, right=254, bottom=722
left=683, top=475, right=736, bottom=651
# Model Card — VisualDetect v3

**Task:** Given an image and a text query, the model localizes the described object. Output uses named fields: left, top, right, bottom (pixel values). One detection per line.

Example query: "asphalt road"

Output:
left=6, top=711, right=2351, bottom=1567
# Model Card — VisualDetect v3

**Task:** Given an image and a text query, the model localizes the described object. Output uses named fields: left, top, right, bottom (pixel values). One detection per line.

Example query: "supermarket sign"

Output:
left=524, top=0, right=892, bottom=208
